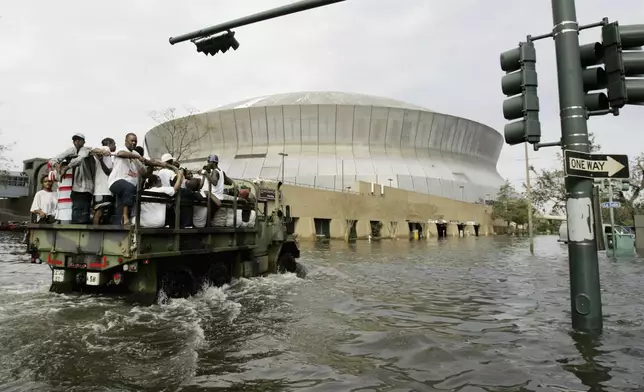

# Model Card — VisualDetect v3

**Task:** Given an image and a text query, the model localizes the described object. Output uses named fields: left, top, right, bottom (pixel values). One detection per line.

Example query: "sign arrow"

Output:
left=564, top=150, right=630, bottom=180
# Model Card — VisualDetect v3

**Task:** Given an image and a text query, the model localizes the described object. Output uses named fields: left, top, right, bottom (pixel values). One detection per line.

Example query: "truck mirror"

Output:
left=277, top=181, right=283, bottom=190
left=285, top=205, right=291, bottom=219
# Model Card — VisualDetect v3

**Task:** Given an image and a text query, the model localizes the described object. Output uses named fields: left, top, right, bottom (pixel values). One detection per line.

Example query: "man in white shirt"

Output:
left=93, top=137, right=116, bottom=225
left=108, top=133, right=148, bottom=226
left=30, top=175, right=57, bottom=223
left=200, top=155, right=237, bottom=222
left=137, top=170, right=183, bottom=228
left=157, top=153, right=177, bottom=187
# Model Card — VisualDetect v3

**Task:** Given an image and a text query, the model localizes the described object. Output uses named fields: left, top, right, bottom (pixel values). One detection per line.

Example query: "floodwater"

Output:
left=0, top=232, right=643, bottom=392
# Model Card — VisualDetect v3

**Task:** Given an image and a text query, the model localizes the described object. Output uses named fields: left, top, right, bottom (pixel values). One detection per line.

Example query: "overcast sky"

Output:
left=1, top=0, right=643, bottom=188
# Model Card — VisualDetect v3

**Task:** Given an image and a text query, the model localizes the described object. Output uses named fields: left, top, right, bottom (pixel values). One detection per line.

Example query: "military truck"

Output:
left=25, top=179, right=301, bottom=304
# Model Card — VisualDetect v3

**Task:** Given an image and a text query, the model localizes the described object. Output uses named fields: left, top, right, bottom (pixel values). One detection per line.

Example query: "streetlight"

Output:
left=278, top=152, right=288, bottom=183
left=388, top=178, right=393, bottom=187
left=459, top=185, right=464, bottom=201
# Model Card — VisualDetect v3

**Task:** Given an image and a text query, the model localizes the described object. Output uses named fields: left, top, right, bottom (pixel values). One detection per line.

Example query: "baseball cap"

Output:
left=161, top=153, right=174, bottom=162
left=72, top=133, right=86, bottom=141
left=207, top=154, right=219, bottom=163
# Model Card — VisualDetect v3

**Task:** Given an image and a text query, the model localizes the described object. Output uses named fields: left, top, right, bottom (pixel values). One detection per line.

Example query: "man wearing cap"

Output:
left=50, top=133, right=110, bottom=224
left=199, top=155, right=236, bottom=219
left=157, top=153, right=178, bottom=187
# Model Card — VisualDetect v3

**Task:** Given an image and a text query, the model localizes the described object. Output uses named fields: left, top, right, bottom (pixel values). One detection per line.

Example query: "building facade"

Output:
left=144, top=91, right=505, bottom=203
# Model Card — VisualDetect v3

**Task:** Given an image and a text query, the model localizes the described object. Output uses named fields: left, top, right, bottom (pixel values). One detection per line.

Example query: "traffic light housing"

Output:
left=500, top=41, right=541, bottom=146
left=579, top=42, right=609, bottom=111
left=602, top=22, right=644, bottom=108
left=193, top=31, right=240, bottom=56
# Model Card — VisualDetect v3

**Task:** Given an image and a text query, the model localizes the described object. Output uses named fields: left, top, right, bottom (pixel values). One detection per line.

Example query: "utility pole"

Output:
left=551, top=0, right=602, bottom=332
left=524, top=142, right=535, bottom=254
left=607, top=180, right=617, bottom=254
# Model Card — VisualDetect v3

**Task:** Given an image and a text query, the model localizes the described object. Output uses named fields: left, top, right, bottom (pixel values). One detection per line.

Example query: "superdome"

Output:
left=145, top=91, right=504, bottom=202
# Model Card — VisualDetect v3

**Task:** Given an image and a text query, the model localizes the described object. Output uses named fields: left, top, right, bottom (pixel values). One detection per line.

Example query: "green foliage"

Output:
left=492, top=180, right=529, bottom=226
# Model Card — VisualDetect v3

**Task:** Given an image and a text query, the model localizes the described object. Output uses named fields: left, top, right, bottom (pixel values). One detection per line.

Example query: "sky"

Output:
left=1, top=0, right=643, bottom=188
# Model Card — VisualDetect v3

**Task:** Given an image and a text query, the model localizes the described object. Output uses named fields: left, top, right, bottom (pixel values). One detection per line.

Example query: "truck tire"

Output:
left=159, top=265, right=198, bottom=299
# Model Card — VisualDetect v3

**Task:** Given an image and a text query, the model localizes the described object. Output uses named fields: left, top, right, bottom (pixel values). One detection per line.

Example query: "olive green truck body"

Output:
left=25, top=180, right=300, bottom=303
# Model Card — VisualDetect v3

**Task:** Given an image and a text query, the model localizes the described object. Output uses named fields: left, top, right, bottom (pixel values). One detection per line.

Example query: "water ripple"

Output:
left=0, top=234, right=643, bottom=391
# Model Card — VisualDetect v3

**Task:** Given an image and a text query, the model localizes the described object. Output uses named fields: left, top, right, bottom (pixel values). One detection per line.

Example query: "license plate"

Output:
left=53, top=269, right=65, bottom=283
left=86, top=272, right=100, bottom=286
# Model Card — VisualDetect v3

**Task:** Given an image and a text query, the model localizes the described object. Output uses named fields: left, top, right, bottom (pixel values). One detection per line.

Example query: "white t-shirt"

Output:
left=157, top=168, right=175, bottom=187
left=30, top=190, right=57, bottom=221
left=199, top=168, right=225, bottom=198
left=138, top=186, right=175, bottom=228
left=108, top=147, right=143, bottom=188
left=193, top=206, right=207, bottom=228
left=94, top=147, right=114, bottom=196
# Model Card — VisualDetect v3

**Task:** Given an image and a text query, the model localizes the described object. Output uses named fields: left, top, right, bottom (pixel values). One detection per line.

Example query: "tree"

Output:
left=530, top=132, right=601, bottom=215
left=332, top=193, right=360, bottom=242
left=0, top=131, right=15, bottom=175
left=492, top=180, right=518, bottom=227
left=149, top=107, right=207, bottom=162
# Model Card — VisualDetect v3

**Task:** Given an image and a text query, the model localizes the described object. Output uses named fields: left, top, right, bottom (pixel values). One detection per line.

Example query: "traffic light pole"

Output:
left=552, top=0, right=603, bottom=333
left=524, top=142, right=534, bottom=255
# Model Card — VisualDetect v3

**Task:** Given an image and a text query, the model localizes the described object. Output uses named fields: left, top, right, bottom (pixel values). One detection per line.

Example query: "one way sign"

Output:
left=564, top=150, right=630, bottom=179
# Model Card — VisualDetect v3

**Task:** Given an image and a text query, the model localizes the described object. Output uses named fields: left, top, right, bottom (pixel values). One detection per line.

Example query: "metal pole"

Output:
left=552, top=0, right=603, bottom=333
left=169, top=0, right=346, bottom=44
left=341, top=158, right=344, bottom=192
left=608, top=180, right=617, bottom=255
left=524, top=142, right=535, bottom=255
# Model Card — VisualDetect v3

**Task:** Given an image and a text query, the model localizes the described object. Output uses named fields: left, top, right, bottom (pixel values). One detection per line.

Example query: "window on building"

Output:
left=314, top=218, right=331, bottom=239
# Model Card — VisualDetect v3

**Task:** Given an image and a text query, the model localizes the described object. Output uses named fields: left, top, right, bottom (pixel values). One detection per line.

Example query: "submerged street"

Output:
left=0, top=233, right=642, bottom=391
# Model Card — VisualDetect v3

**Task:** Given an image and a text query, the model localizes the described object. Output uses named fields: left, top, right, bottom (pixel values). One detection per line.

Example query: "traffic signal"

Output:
left=602, top=22, right=644, bottom=108
left=500, top=41, right=541, bottom=146
left=579, top=42, right=609, bottom=112
left=193, top=31, right=240, bottom=56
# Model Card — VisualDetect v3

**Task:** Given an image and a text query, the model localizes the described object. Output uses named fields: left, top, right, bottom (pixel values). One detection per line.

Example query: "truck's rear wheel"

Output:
left=207, top=263, right=230, bottom=287
left=159, top=265, right=199, bottom=299
left=277, top=253, right=297, bottom=274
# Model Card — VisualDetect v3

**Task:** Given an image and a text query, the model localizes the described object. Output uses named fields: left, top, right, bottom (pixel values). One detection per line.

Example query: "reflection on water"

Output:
left=0, top=233, right=642, bottom=391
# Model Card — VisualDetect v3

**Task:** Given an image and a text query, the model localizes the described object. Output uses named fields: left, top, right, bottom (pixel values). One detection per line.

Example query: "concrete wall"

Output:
left=278, top=180, right=494, bottom=240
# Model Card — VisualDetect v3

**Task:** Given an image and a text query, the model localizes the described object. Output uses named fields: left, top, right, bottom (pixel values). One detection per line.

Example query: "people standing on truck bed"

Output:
left=200, top=155, right=237, bottom=222
left=136, top=170, right=183, bottom=228
left=108, top=133, right=148, bottom=226
left=30, top=175, right=57, bottom=223
left=108, top=133, right=172, bottom=226
left=92, top=138, right=116, bottom=225
left=52, top=156, right=74, bottom=223
left=51, top=133, right=111, bottom=224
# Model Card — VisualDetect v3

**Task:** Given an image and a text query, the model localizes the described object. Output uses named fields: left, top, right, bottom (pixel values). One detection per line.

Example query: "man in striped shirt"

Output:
left=51, top=133, right=110, bottom=224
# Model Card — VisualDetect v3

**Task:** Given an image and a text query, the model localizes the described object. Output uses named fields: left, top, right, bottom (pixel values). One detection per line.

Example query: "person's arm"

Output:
left=223, top=172, right=235, bottom=187
left=116, top=150, right=144, bottom=160
left=67, top=147, right=91, bottom=169
left=30, top=193, right=46, bottom=219
left=144, top=159, right=172, bottom=169
left=172, top=171, right=184, bottom=193
left=49, top=147, right=75, bottom=168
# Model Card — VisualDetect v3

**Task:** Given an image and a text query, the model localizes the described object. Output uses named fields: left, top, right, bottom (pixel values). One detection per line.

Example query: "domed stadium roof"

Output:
left=210, top=91, right=431, bottom=112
